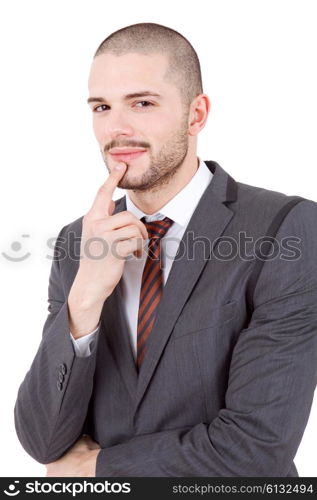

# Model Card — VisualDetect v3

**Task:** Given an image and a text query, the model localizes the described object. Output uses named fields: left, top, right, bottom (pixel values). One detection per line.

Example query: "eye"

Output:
left=93, top=104, right=110, bottom=112
left=134, top=101, right=154, bottom=108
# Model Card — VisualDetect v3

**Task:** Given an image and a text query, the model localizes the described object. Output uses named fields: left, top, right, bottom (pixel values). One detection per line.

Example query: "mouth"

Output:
left=109, top=148, right=147, bottom=162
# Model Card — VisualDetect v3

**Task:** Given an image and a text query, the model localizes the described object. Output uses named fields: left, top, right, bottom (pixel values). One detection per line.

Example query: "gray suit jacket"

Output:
left=14, top=161, right=317, bottom=476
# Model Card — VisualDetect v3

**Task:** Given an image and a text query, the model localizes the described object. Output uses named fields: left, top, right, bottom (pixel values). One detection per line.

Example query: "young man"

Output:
left=15, top=22, right=317, bottom=477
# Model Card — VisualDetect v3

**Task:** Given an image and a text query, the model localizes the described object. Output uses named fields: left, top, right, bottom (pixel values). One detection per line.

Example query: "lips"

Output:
left=109, top=148, right=146, bottom=162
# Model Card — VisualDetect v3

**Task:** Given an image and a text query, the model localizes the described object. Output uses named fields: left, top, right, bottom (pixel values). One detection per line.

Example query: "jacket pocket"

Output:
left=172, top=299, right=237, bottom=339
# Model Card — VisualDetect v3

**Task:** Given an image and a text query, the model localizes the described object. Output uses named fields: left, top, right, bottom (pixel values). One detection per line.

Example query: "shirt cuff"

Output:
left=69, top=324, right=100, bottom=357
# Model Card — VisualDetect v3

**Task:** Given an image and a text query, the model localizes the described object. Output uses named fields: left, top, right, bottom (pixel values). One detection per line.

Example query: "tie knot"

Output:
left=141, top=216, right=174, bottom=241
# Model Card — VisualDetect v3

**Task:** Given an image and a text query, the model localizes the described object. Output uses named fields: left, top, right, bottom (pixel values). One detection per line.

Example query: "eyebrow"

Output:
left=87, top=91, right=162, bottom=104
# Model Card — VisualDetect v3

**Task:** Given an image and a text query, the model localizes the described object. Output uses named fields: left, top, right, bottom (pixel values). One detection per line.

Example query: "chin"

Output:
left=118, top=179, right=144, bottom=190
left=118, top=174, right=153, bottom=191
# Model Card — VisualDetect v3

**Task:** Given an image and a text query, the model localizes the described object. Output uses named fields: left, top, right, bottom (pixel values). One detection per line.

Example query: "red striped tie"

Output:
left=136, top=216, right=174, bottom=370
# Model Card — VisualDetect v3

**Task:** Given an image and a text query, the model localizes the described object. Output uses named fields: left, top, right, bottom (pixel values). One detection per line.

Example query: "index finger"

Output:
left=89, top=162, right=127, bottom=218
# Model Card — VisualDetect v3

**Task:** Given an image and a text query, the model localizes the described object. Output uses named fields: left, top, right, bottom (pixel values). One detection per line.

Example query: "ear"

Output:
left=188, top=94, right=211, bottom=136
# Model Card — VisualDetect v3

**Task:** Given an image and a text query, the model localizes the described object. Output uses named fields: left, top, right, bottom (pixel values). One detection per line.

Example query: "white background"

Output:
left=0, top=0, right=316, bottom=476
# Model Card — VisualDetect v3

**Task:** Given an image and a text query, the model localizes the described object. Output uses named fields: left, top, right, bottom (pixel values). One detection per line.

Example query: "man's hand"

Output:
left=45, top=435, right=101, bottom=477
left=67, top=162, right=148, bottom=338
left=73, top=161, right=148, bottom=306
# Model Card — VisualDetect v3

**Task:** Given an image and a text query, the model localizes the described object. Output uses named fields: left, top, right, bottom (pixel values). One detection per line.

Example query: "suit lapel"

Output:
left=134, top=161, right=237, bottom=410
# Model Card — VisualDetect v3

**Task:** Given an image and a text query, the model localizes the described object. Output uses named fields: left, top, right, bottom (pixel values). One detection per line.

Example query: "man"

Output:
left=14, top=22, right=317, bottom=477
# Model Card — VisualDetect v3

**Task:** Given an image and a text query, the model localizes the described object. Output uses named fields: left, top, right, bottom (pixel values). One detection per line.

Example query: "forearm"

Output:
left=14, top=301, right=98, bottom=464
left=95, top=399, right=310, bottom=478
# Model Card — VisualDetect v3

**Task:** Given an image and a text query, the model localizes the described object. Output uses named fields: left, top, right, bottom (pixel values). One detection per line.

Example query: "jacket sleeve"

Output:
left=95, top=199, right=317, bottom=477
left=14, top=224, right=99, bottom=464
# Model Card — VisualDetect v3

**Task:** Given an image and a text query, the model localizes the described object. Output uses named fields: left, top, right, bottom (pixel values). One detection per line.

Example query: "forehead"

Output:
left=88, top=52, right=177, bottom=98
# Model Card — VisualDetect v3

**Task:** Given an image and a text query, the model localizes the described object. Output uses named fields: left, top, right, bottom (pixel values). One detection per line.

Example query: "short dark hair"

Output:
left=94, top=22, right=203, bottom=109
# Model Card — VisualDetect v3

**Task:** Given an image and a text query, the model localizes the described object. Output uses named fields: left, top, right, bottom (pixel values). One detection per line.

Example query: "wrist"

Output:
left=67, top=296, right=104, bottom=339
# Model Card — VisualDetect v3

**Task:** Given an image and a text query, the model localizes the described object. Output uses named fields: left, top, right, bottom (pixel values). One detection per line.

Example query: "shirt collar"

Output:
left=125, top=158, right=213, bottom=227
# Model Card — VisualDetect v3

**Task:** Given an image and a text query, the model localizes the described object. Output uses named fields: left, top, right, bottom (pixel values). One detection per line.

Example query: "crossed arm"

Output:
left=15, top=200, right=317, bottom=476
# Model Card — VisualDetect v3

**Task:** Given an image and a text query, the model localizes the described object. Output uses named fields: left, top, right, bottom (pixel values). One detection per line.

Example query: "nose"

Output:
left=106, top=108, right=134, bottom=139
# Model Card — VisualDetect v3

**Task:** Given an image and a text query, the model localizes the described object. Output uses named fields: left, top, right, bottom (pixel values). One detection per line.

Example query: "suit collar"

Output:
left=113, top=160, right=237, bottom=213
left=102, top=161, right=238, bottom=407
left=125, top=158, right=214, bottom=228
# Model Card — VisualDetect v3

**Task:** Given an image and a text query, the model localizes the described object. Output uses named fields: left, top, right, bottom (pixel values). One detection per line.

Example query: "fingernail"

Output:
left=115, top=163, right=125, bottom=170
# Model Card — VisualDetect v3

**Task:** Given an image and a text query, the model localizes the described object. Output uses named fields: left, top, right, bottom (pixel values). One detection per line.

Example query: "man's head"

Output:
left=88, top=23, right=210, bottom=192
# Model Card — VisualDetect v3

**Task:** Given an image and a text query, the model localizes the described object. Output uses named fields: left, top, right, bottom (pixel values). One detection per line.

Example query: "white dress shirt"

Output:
left=70, top=158, right=213, bottom=357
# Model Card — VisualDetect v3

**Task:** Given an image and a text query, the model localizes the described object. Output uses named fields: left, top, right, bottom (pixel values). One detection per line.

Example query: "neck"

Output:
left=127, top=155, right=199, bottom=215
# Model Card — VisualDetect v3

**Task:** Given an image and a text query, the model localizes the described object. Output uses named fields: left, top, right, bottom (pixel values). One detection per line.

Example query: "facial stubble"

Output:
left=102, top=113, right=190, bottom=193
